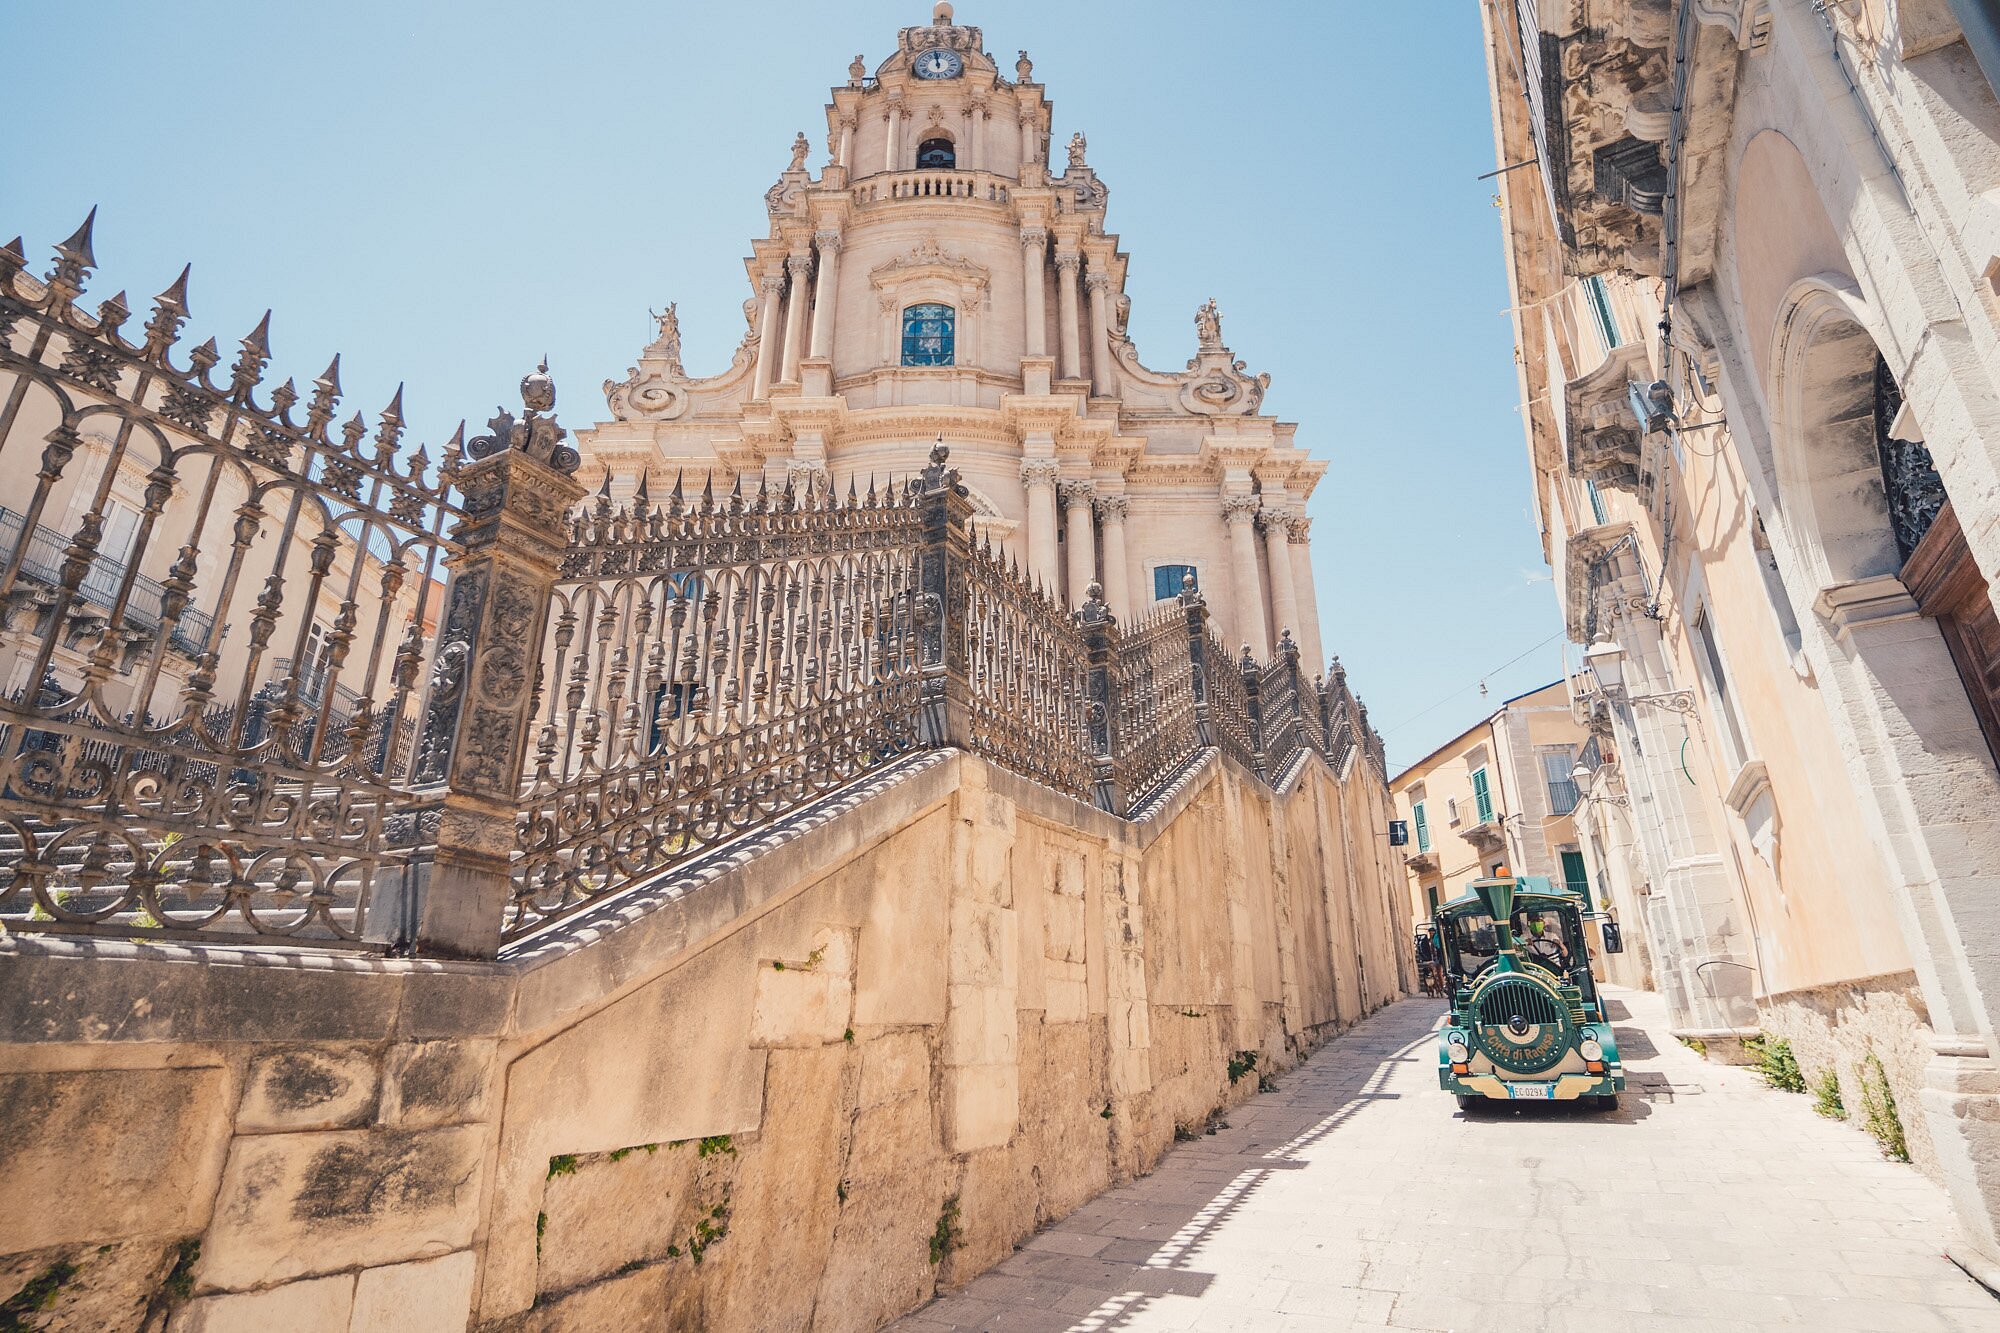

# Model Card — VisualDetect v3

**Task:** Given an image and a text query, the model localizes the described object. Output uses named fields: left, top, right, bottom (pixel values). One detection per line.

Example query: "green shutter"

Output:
left=1471, top=768, right=1493, bottom=823
left=1560, top=850, right=1590, bottom=896
left=1413, top=802, right=1430, bottom=852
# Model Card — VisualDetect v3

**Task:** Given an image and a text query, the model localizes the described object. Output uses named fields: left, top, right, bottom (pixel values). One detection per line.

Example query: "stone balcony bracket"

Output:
left=1563, top=343, right=1655, bottom=496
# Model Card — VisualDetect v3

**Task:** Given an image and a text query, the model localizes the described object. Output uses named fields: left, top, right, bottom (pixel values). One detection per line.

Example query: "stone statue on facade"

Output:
left=650, top=304, right=682, bottom=370
left=788, top=131, right=810, bottom=172
left=1195, top=298, right=1223, bottom=350
left=1067, top=132, right=1087, bottom=169
left=849, top=54, right=867, bottom=86
left=1016, top=50, right=1033, bottom=82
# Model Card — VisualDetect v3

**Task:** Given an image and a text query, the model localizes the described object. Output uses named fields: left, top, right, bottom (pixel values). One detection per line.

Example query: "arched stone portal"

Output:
left=1769, top=275, right=2000, bottom=1275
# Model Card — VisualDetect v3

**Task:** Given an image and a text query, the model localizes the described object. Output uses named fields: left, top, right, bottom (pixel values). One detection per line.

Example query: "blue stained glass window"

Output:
left=901, top=304, right=954, bottom=366
left=1153, top=564, right=1197, bottom=601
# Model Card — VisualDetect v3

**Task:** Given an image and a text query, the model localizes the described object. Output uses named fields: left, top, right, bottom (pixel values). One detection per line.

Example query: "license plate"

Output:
left=1507, top=1083, right=1552, bottom=1100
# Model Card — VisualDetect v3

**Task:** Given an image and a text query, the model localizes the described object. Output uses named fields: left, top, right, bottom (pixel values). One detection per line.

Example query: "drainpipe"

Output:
left=1941, top=0, right=2000, bottom=101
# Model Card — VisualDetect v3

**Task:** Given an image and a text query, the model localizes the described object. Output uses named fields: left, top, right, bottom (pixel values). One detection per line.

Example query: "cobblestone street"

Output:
left=892, top=991, right=2000, bottom=1332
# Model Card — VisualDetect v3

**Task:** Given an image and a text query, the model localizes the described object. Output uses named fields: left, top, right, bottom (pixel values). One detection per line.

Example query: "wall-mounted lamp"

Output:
left=1579, top=638, right=1699, bottom=716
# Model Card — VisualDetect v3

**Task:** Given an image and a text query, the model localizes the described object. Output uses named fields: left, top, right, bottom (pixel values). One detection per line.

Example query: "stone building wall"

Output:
left=0, top=746, right=1406, bottom=1333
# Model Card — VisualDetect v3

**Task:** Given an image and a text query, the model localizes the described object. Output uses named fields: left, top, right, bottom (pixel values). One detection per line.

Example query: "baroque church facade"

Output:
left=582, top=2, right=1327, bottom=667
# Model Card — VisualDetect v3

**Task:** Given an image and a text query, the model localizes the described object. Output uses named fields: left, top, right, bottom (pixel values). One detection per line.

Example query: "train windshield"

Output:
left=1443, top=902, right=1583, bottom=978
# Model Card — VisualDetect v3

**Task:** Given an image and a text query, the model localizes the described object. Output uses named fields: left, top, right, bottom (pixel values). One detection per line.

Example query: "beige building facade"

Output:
left=1391, top=681, right=1652, bottom=988
left=1482, top=0, right=2000, bottom=1276
left=579, top=2, right=1327, bottom=667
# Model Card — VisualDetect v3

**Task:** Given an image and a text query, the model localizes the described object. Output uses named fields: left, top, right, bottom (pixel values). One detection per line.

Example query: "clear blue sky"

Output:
left=0, top=0, right=1566, bottom=771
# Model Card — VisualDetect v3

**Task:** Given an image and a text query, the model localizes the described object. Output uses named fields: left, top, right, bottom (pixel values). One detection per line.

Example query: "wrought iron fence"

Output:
left=507, top=475, right=928, bottom=940
left=0, top=215, right=458, bottom=945
left=0, top=216, right=1389, bottom=957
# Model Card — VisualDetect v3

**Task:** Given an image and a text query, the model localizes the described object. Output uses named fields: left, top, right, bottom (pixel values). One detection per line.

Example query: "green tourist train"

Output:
left=1429, top=873, right=1626, bottom=1110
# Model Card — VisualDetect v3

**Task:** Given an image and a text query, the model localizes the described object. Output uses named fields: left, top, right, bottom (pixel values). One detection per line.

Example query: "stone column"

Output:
left=1604, top=605, right=1758, bottom=1037
left=1018, top=107, right=1037, bottom=168
left=751, top=271, right=783, bottom=399
left=1054, top=249, right=1083, bottom=382
left=1096, top=494, right=1132, bottom=624
left=779, top=251, right=812, bottom=386
left=412, top=380, right=586, bottom=958
left=1061, top=480, right=1096, bottom=609
left=1287, top=515, right=1324, bottom=669
left=1019, top=227, right=1048, bottom=360
left=967, top=97, right=985, bottom=170
left=1222, top=494, right=1269, bottom=661
left=1261, top=504, right=1301, bottom=649
left=807, top=230, right=842, bottom=362
left=1020, top=457, right=1061, bottom=595
left=1085, top=269, right=1114, bottom=397
left=884, top=101, right=904, bottom=172
left=837, top=114, right=855, bottom=172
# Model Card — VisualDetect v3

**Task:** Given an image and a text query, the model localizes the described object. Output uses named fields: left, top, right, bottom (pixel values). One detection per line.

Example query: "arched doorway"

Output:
left=1875, top=355, right=2000, bottom=765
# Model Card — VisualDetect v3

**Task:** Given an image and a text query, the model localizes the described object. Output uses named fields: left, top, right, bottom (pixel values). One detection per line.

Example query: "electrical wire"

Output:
left=1379, top=628, right=1568, bottom=741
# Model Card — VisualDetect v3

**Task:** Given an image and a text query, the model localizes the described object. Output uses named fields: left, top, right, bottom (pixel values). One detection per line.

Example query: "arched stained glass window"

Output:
left=901, top=304, right=954, bottom=366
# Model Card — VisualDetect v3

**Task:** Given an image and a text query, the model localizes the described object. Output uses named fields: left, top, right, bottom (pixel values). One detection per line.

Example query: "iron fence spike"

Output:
left=156, top=262, right=192, bottom=310
left=55, top=205, right=98, bottom=269
left=242, top=309, right=273, bottom=356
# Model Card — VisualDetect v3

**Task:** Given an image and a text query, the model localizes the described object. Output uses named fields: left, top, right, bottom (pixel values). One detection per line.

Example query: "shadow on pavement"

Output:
left=894, top=999, right=1444, bottom=1333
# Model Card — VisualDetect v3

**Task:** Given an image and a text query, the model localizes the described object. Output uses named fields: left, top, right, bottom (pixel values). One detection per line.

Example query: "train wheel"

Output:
left=1456, top=1094, right=1483, bottom=1114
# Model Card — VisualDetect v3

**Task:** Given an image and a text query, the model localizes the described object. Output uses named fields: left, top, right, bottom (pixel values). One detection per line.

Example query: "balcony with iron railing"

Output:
left=0, top=507, right=215, bottom=656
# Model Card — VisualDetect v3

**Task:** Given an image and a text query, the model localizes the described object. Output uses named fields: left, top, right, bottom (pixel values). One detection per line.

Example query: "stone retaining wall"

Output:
left=0, top=748, right=1409, bottom=1332
left=1756, top=971, right=1937, bottom=1180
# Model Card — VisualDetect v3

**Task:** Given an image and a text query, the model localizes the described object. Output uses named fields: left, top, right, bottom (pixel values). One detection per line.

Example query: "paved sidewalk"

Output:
left=888, top=989, right=2000, bottom=1332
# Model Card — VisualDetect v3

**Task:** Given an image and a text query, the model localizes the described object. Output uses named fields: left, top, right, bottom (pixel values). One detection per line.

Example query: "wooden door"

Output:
left=1901, top=502, right=2000, bottom=768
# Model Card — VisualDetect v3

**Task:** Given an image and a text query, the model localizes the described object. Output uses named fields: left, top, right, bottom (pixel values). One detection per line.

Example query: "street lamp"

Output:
left=1579, top=638, right=1699, bottom=716
left=1582, top=640, right=1624, bottom=692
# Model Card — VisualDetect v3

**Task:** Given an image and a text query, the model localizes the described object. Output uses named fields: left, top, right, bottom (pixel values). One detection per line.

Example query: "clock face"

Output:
left=913, top=49, right=963, bottom=80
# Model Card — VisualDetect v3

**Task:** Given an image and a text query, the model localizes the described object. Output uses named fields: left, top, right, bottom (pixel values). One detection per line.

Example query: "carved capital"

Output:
left=1019, top=458, right=1062, bottom=488
left=1094, top=494, right=1129, bottom=522
left=1220, top=494, right=1260, bottom=525
left=1054, top=250, right=1082, bottom=274
left=1084, top=271, right=1111, bottom=294
left=1286, top=513, right=1312, bottom=543
left=813, top=230, right=844, bottom=255
left=786, top=252, right=814, bottom=278
left=1019, top=226, right=1048, bottom=250
left=759, top=271, right=786, bottom=295
left=1257, top=503, right=1299, bottom=533
left=1059, top=479, right=1096, bottom=510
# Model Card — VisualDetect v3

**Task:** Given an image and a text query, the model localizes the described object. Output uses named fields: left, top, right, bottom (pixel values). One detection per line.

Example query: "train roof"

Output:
left=1435, top=875, right=1586, bottom=916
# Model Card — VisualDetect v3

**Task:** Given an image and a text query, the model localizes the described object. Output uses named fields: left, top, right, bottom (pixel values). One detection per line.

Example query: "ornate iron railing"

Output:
left=506, top=476, right=927, bottom=940
left=0, top=216, right=459, bottom=945
left=0, top=216, right=1390, bottom=957
left=1109, top=599, right=1202, bottom=806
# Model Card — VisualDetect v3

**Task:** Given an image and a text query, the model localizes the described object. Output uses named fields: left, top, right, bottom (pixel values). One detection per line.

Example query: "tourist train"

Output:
left=1430, top=872, right=1626, bottom=1110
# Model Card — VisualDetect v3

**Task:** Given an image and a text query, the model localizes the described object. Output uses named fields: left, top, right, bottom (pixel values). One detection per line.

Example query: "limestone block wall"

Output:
left=0, top=747, right=1407, bottom=1333
left=1757, top=973, right=1939, bottom=1180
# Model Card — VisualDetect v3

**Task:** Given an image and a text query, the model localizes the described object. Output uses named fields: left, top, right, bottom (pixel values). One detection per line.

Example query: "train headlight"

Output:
left=1447, top=1035, right=1471, bottom=1064
left=1579, top=1035, right=1604, bottom=1062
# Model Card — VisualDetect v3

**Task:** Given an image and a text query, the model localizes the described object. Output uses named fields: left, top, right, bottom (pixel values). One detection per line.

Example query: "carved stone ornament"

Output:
left=1175, top=303, right=1270, bottom=417
left=849, top=53, right=867, bottom=85
left=604, top=305, right=694, bottom=422
left=870, top=236, right=990, bottom=314
left=1563, top=343, right=1653, bottom=495
left=1019, top=458, right=1063, bottom=488
left=468, top=359, right=580, bottom=473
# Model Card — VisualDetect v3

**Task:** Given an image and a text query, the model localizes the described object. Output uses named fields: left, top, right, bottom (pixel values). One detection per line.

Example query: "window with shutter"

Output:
left=1413, top=802, right=1430, bottom=852
left=1560, top=849, right=1590, bottom=896
left=1471, top=767, right=1494, bottom=823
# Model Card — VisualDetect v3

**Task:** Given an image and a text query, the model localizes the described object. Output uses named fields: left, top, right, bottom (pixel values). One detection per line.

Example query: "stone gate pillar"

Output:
left=411, top=363, right=584, bottom=959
